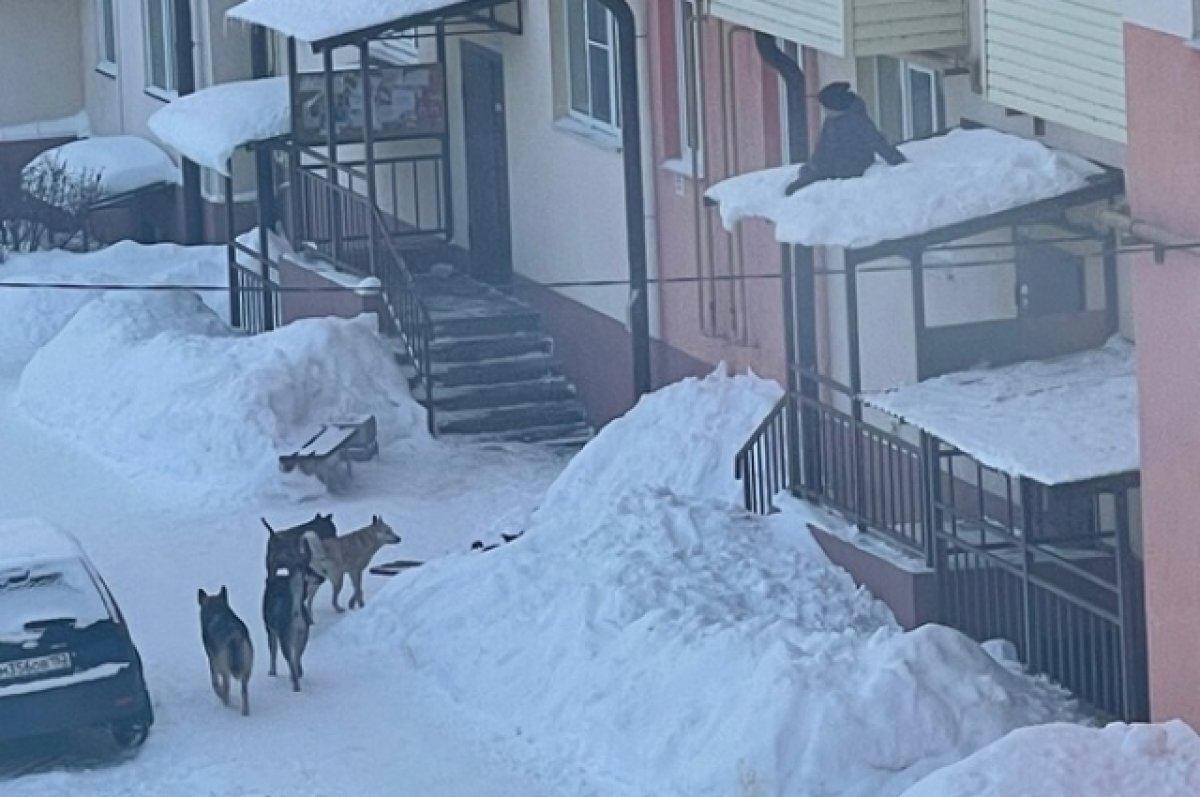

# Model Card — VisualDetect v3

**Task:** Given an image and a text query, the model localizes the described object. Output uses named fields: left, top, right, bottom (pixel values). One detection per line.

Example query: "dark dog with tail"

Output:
left=198, top=586, right=254, bottom=716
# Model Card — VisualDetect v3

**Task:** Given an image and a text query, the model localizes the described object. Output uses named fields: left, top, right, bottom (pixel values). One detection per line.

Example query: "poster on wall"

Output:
left=294, top=64, right=446, bottom=144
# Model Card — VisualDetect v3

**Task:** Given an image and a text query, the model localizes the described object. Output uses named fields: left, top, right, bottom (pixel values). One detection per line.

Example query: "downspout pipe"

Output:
left=754, top=33, right=821, bottom=489
left=595, top=0, right=652, bottom=400
left=174, top=0, right=203, bottom=244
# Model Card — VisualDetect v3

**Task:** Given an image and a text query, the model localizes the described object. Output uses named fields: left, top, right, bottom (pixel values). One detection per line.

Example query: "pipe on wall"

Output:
left=595, top=0, right=652, bottom=400
left=175, top=0, right=203, bottom=244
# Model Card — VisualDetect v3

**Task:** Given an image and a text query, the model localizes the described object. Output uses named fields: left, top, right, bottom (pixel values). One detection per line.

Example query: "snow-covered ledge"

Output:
left=704, top=128, right=1106, bottom=250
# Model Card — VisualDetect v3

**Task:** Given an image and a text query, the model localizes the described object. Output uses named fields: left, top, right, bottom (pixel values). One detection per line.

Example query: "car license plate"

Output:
left=0, top=652, right=72, bottom=682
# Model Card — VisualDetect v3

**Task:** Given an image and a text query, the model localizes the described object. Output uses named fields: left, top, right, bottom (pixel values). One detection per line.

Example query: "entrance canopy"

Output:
left=148, top=78, right=289, bottom=175
left=863, top=337, right=1137, bottom=486
left=705, top=128, right=1122, bottom=256
left=227, top=0, right=519, bottom=48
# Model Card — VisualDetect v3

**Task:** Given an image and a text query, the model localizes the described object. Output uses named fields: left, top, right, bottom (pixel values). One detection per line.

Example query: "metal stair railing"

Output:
left=286, top=152, right=438, bottom=435
left=734, top=393, right=791, bottom=514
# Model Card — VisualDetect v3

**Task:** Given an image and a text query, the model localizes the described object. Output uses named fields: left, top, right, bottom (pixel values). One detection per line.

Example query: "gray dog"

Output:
left=262, top=567, right=312, bottom=692
left=198, top=586, right=254, bottom=716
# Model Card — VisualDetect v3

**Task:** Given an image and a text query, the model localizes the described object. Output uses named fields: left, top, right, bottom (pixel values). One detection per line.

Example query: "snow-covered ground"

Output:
left=1, top=244, right=1197, bottom=795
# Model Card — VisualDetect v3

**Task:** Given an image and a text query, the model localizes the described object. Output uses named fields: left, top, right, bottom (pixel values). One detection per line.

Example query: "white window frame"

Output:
left=672, top=0, right=703, bottom=176
left=143, top=0, right=178, bottom=98
left=563, top=0, right=621, bottom=136
left=876, top=57, right=943, bottom=143
left=96, top=0, right=118, bottom=76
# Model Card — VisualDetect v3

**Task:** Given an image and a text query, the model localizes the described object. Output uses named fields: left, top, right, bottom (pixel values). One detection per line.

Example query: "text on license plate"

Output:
left=0, top=652, right=72, bottom=681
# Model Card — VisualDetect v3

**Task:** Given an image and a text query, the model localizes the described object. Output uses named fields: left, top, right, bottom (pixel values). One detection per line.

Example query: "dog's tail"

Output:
left=301, top=530, right=335, bottom=579
left=261, top=518, right=276, bottom=536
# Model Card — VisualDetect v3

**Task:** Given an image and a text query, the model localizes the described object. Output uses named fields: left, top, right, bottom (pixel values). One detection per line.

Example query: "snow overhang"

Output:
left=862, top=338, right=1138, bottom=486
left=147, top=78, right=289, bottom=176
left=226, top=0, right=517, bottom=49
left=705, top=128, right=1124, bottom=260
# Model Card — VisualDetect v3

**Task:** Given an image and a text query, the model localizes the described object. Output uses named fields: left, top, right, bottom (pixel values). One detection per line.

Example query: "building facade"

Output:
left=1123, top=0, right=1200, bottom=729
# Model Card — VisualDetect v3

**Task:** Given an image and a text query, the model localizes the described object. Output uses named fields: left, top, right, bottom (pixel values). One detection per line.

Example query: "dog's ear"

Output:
left=197, top=588, right=207, bottom=605
left=372, top=514, right=380, bottom=524
left=219, top=585, right=228, bottom=602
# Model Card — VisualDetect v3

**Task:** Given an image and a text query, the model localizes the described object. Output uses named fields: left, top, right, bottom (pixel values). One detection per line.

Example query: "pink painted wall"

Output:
left=1125, top=21, right=1200, bottom=727
left=646, top=1, right=805, bottom=386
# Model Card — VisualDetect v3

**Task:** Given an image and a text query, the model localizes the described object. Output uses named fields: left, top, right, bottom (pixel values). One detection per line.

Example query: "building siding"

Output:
left=984, top=0, right=1126, bottom=142
left=708, top=0, right=966, bottom=58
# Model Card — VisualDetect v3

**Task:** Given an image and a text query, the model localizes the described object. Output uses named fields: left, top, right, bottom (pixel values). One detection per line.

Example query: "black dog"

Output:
left=262, top=567, right=312, bottom=692
left=263, top=513, right=337, bottom=615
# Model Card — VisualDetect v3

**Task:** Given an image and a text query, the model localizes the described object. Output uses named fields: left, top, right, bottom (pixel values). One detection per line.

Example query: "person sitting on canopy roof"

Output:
left=785, top=81, right=908, bottom=196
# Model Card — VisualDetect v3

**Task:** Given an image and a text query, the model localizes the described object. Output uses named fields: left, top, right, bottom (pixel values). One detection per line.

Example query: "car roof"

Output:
left=0, top=517, right=88, bottom=569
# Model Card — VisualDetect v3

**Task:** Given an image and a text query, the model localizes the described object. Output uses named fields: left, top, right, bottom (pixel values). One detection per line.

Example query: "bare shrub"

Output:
left=0, top=156, right=103, bottom=259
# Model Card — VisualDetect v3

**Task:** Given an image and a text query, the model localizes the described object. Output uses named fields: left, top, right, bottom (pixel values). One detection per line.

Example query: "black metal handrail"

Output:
left=371, top=206, right=437, bottom=434
left=283, top=150, right=439, bottom=434
left=734, top=393, right=790, bottom=514
left=228, top=241, right=283, bottom=335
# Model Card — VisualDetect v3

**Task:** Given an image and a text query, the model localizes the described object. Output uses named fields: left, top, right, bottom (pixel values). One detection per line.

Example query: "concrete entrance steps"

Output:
left=398, top=272, right=593, bottom=447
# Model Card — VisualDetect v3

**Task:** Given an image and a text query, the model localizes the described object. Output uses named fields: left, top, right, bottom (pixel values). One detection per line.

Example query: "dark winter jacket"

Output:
left=786, top=97, right=907, bottom=195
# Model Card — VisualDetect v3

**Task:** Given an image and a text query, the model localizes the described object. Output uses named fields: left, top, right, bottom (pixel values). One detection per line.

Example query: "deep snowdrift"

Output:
left=901, top=720, right=1200, bottom=796
left=336, top=372, right=1079, bottom=797
left=0, top=242, right=228, bottom=372
left=15, top=290, right=426, bottom=504
left=539, top=365, right=782, bottom=516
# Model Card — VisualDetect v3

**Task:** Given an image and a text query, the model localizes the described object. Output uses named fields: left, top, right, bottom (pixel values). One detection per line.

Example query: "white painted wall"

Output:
left=438, top=2, right=637, bottom=324
left=0, top=0, right=84, bottom=128
left=80, top=0, right=254, bottom=195
left=1124, top=0, right=1193, bottom=37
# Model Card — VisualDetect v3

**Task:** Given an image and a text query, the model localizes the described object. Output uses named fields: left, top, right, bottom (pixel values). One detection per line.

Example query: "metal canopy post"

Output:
left=286, top=37, right=303, bottom=242
left=224, top=173, right=241, bottom=329
left=845, top=250, right=866, bottom=527
left=360, top=41, right=379, bottom=278
left=322, top=48, right=342, bottom=264
left=910, top=249, right=927, bottom=379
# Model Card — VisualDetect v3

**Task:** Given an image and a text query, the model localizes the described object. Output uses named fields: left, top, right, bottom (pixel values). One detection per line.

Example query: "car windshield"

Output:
left=0, top=557, right=111, bottom=644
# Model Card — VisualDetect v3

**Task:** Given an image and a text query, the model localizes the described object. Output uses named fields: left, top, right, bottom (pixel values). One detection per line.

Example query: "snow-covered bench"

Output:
left=278, top=415, right=378, bottom=492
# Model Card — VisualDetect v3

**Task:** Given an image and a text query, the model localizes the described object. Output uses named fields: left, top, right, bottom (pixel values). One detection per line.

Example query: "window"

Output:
left=372, top=29, right=422, bottom=65
left=674, top=0, right=701, bottom=169
left=97, top=0, right=117, bottom=74
left=875, top=56, right=943, bottom=144
left=565, top=0, right=621, bottom=132
left=144, top=0, right=177, bottom=95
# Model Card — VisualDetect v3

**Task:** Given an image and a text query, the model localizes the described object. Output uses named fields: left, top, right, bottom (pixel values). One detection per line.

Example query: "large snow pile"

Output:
left=148, top=78, right=290, bottom=175
left=15, top=290, right=426, bottom=504
left=337, top=376, right=1079, bottom=797
left=229, top=0, right=459, bottom=42
left=864, top=337, right=1136, bottom=485
left=901, top=720, right=1200, bottom=796
left=539, top=365, right=782, bottom=515
left=0, top=242, right=227, bottom=373
left=23, top=135, right=178, bottom=199
left=706, top=128, right=1104, bottom=249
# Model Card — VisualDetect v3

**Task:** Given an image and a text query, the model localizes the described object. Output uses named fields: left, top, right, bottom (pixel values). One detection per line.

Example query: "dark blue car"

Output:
left=0, top=518, right=153, bottom=749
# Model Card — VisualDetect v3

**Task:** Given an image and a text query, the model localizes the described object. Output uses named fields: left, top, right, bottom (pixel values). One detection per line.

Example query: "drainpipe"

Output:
left=595, top=0, right=652, bottom=400
left=754, top=34, right=821, bottom=490
left=1089, top=207, right=1199, bottom=261
left=175, top=0, right=203, bottom=243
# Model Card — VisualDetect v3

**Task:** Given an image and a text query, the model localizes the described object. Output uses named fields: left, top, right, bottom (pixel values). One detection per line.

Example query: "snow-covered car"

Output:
left=0, top=517, right=153, bottom=748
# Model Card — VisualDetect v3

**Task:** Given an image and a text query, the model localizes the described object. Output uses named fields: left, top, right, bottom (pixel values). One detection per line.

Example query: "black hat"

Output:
left=817, top=82, right=855, bottom=111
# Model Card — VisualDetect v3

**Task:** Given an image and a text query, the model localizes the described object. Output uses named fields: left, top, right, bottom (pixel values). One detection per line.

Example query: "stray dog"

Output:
left=262, top=567, right=312, bottom=692
left=264, top=513, right=337, bottom=614
left=198, top=586, right=254, bottom=716
left=303, top=515, right=399, bottom=612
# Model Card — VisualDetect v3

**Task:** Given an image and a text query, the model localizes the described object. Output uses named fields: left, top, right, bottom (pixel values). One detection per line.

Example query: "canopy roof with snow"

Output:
left=148, top=78, right=289, bottom=175
left=864, top=337, right=1137, bottom=486
left=706, top=128, right=1123, bottom=254
left=227, top=0, right=517, bottom=47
